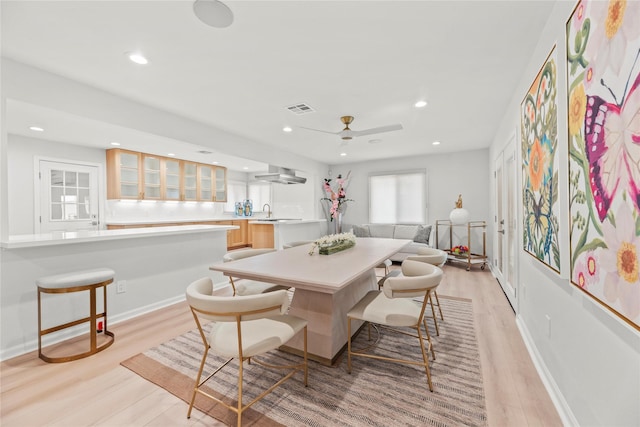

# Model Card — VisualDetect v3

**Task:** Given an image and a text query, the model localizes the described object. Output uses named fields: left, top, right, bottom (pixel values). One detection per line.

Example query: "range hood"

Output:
left=254, top=165, right=307, bottom=184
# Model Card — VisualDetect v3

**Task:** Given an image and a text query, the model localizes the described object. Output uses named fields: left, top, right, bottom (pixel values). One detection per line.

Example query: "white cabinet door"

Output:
left=39, top=160, right=100, bottom=232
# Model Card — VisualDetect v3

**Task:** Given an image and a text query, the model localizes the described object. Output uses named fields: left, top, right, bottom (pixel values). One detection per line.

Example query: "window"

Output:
left=248, top=182, right=271, bottom=211
left=224, top=181, right=272, bottom=213
left=369, top=170, right=426, bottom=224
left=224, top=180, right=247, bottom=212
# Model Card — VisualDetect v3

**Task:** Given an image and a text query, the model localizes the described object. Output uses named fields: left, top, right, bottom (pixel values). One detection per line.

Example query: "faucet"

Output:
left=263, top=203, right=272, bottom=218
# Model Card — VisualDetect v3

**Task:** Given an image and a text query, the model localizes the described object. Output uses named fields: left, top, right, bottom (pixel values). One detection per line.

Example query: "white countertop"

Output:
left=2, top=225, right=234, bottom=249
left=248, top=219, right=326, bottom=225
left=105, top=217, right=326, bottom=225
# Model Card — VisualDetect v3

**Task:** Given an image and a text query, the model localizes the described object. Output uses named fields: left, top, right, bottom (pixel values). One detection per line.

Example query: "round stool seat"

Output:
left=37, top=268, right=116, bottom=363
left=37, top=268, right=115, bottom=290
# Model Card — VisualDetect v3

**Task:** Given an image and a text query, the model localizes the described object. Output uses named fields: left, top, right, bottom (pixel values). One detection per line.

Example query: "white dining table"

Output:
left=209, top=237, right=410, bottom=365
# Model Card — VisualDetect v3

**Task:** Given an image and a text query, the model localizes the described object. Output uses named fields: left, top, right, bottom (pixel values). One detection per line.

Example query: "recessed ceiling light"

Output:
left=415, top=100, right=428, bottom=108
left=167, top=153, right=175, bottom=157
left=243, top=166, right=249, bottom=170
left=432, top=141, right=441, bottom=145
left=283, top=126, right=293, bottom=132
left=212, top=161, right=219, bottom=165
left=29, top=126, right=44, bottom=132
left=340, top=152, right=347, bottom=157
left=110, top=141, right=121, bottom=146
left=127, top=52, right=149, bottom=65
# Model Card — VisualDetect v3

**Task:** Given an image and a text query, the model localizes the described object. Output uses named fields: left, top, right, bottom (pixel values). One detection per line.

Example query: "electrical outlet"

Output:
left=116, top=280, right=127, bottom=294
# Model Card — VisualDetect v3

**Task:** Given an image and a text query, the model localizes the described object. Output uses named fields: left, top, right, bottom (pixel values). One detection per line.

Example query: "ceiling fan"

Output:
left=300, top=116, right=403, bottom=142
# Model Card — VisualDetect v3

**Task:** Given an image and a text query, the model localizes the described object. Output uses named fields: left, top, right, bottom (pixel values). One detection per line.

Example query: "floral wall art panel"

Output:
left=522, top=46, right=561, bottom=273
left=567, top=0, right=640, bottom=330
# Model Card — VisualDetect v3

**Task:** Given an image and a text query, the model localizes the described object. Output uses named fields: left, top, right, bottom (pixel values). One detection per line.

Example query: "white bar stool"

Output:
left=37, top=268, right=115, bottom=363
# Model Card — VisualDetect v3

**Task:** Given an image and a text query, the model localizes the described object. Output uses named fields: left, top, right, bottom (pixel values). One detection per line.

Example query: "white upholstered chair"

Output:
left=282, top=240, right=314, bottom=249
left=406, top=247, right=447, bottom=335
left=347, top=260, right=443, bottom=392
left=185, top=277, right=308, bottom=427
left=223, top=248, right=290, bottom=295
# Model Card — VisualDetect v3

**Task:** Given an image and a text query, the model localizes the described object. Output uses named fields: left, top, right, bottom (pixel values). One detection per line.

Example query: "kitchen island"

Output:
left=0, top=225, right=232, bottom=360
left=248, top=218, right=326, bottom=249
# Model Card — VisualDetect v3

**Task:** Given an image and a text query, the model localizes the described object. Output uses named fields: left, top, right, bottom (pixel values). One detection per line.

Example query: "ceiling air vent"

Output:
left=285, top=103, right=315, bottom=115
left=197, top=150, right=213, bottom=154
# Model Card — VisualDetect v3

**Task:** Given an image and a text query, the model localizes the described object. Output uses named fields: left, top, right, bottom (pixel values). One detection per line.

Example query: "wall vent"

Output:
left=285, top=103, right=315, bottom=115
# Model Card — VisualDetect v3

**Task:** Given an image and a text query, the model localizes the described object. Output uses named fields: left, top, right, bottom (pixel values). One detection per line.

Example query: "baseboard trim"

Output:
left=516, top=315, right=578, bottom=427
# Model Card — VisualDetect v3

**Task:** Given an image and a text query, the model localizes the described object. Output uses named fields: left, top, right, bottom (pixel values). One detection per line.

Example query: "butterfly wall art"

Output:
left=521, top=47, right=561, bottom=273
left=567, top=0, right=640, bottom=330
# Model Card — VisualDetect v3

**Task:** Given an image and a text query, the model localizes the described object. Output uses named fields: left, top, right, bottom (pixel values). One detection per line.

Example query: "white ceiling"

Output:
left=1, top=0, right=556, bottom=172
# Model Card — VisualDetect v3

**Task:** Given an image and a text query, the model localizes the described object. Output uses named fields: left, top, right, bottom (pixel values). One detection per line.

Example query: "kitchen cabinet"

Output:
left=142, top=154, right=162, bottom=200
left=198, top=165, right=214, bottom=201
left=106, top=149, right=142, bottom=199
left=107, top=149, right=228, bottom=202
left=163, top=158, right=181, bottom=200
left=215, top=167, right=227, bottom=202
left=182, top=161, right=198, bottom=201
left=250, top=223, right=275, bottom=249
left=228, top=220, right=247, bottom=248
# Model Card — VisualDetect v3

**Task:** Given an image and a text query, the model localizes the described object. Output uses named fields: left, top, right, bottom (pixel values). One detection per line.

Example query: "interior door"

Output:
left=494, top=140, right=517, bottom=310
left=39, top=160, right=100, bottom=233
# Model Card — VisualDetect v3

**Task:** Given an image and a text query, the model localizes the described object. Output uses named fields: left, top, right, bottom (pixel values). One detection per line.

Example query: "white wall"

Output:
left=8, top=135, right=106, bottom=235
left=489, top=1, right=640, bottom=426
left=331, top=148, right=491, bottom=255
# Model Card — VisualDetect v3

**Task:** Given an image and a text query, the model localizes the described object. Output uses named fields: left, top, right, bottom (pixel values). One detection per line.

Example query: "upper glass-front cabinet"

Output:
left=215, top=167, right=227, bottom=202
left=106, top=149, right=142, bottom=199
left=182, top=161, right=198, bottom=201
left=106, top=149, right=228, bottom=202
left=163, top=158, right=181, bottom=201
left=143, top=154, right=162, bottom=200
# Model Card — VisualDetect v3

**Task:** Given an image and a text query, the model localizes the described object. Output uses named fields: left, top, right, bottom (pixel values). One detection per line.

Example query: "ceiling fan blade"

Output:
left=350, top=123, right=403, bottom=138
left=298, top=126, right=340, bottom=135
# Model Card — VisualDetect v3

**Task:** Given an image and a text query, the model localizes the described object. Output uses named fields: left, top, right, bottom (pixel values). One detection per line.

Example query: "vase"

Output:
left=449, top=208, right=469, bottom=225
left=334, top=212, right=343, bottom=234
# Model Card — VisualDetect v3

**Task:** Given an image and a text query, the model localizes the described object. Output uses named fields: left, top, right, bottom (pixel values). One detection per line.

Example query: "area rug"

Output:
left=121, top=296, right=486, bottom=426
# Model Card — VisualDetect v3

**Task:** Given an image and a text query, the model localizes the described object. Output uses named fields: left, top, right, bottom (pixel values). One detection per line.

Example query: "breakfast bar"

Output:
left=210, top=237, right=410, bottom=365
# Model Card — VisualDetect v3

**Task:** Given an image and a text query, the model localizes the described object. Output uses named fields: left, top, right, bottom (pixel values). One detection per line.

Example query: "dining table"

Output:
left=209, top=237, right=411, bottom=365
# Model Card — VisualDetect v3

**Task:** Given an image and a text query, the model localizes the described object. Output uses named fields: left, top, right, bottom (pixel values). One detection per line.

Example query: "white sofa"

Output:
left=348, top=223, right=434, bottom=262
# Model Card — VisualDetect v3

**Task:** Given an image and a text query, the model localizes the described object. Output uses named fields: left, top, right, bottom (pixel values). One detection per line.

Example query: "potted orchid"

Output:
left=321, top=171, right=353, bottom=233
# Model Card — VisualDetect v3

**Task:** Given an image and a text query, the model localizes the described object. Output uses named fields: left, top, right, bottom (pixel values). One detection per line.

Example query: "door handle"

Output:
left=497, top=229, right=505, bottom=234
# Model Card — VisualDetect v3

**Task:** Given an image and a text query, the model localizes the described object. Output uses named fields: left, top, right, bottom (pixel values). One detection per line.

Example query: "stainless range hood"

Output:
left=254, top=165, right=307, bottom=184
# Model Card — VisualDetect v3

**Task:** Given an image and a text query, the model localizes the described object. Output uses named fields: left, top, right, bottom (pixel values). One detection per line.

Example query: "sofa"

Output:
left=348, top=223, right=434, bottom=262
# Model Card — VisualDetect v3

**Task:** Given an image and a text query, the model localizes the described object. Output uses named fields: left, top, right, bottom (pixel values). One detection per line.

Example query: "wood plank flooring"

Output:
left=0, top=263, right=562, bottom=426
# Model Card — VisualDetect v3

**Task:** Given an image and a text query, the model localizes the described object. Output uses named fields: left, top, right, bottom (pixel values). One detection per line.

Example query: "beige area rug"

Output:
left=121, top=296, right=486, bottom=427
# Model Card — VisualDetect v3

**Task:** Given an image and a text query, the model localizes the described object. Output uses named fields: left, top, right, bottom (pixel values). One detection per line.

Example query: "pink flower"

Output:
left=573, top=251, right=600, bottom=290
left=599, top=203, right=640, bottom=320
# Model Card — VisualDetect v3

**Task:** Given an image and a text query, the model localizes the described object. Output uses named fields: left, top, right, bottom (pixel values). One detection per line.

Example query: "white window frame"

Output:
left=224, top=180, right=248, bottom=212
left=368, top=169, right=428, bottom=224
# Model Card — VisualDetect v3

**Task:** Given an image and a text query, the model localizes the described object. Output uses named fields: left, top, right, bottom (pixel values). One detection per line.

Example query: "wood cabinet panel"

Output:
left=106, top=149, right=142, bottom=199
left=250, top=224, right=275, bottom=249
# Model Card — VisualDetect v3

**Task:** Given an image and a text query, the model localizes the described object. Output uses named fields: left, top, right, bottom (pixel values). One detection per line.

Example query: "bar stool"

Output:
left=37, top=268, right=115, bottom=363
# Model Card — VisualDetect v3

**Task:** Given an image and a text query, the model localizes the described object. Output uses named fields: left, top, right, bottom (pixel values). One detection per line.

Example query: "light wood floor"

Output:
left=0, top=263, right=562, bottom=427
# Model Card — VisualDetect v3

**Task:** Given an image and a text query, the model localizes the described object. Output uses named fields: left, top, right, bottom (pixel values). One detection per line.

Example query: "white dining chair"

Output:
left=347, top=259, right=443, bottom=392
left=185, top=277, right=308, bottom=427
left=223, top=248, right=290, bottom=295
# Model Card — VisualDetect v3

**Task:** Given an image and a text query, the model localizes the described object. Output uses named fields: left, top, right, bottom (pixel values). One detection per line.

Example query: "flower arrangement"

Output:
left=308, top=231, right=356, bottom=255
left=322, top=171, right=353, bottom=221
left=451, top=245, right=469, bottom=255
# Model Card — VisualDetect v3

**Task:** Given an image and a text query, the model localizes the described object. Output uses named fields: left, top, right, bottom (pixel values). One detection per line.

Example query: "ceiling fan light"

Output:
left=415, top=100, right=427, bottom=108
left=193, top=0, right=234, bottom=28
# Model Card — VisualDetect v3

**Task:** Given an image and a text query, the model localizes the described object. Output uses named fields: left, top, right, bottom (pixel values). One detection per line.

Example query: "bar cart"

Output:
left=435, top=219, right=487, bottom=271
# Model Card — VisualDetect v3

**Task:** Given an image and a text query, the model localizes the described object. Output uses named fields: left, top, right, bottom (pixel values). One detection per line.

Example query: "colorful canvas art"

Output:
left=522, top=47, right=561, bottom=272
left=567, top=0, right=640, bottom=330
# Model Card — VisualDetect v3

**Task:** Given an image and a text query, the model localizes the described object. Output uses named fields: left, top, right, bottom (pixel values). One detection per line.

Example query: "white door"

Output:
left=39, top=160, right=100, bottom=233
left=494, top=140, right=517, bottom=310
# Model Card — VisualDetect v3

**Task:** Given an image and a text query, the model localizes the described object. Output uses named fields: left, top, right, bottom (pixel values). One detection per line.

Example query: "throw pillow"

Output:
left=413, top=225, right=432, bottom=245
left=352, top=225, right=371, bottom=238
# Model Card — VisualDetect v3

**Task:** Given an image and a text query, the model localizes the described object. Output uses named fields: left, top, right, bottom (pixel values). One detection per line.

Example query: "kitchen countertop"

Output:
left=248, top=219, right=326, bottom=225
left=1, top=224, right=234, bottom=249
left=105, top=218, right=326, bottom=225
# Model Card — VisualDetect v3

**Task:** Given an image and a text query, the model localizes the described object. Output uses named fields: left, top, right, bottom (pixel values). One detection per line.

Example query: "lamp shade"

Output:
left=449, top=208, right=470, bottom=225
